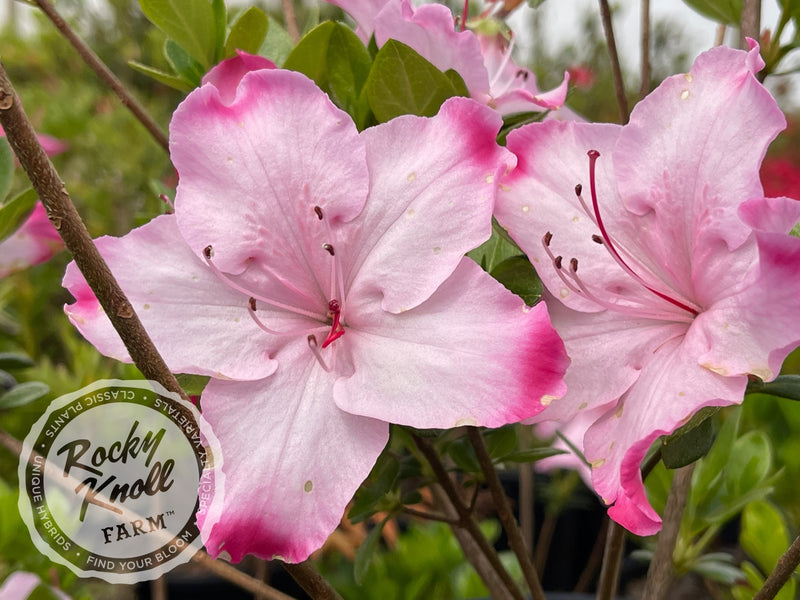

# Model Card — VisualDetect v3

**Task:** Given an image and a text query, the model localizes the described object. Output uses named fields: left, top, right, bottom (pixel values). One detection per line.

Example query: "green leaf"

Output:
left=211, top=0, right=226, bottom=63
left=485, top=426, right=518, bottom=460
left=490, top=255, right=543, bottom=306
left=175, top=373, right=209, bottom=396
left=501, top=447, right=567, bottom=464
left=349, top=454, right=400, bottom=523
left=128, top=60, right=194, bottom=91
left=0, top=137, right=15, bottom=203
left=0, top=352, right=34, bottom=370
left=354, top=516, right=389, bottom=584
left=726, top=431, right=772, bottom=498
left=680, top=0, right=742, bottom=26
left=445, top=437, right=481, bottom=474
left=261, top=16, right=294, bottom=67
left=691, top=554, right=744, bottom=585
left=746, top=374, right=800, bottom=402
left=467, top=221, right=520, bottom=273
left=662, top=413, right=715, bottom=468
left=365, top=39, right=466, bottom=122
left=139, top=0, right=217, bottom=68
left=284, top=22, right=373, bottom=128
left=0, top=381, right=49, bottom=410
left=0, top=188, right=39, bottom=243
left=225, top=7, right=269, bottom=58
left=741, top=501, right=792, bottom=580
left=165, top=39, right=205, bottom=88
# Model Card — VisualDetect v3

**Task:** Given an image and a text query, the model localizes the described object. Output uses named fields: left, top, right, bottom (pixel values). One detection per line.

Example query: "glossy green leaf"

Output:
left=365, top=39, right=467, bottom=122
left=691, top=554, right=744, bottom=585
left=741, top=500, right=793, bottom=590
left=225, top=7, right=269, bottom=58
left=680, top=0, right=742, bottom=25
left=662, top=414, right=715, bottom=468
left=0, top=381, right=49, bottom=410
left=0, top=137, right=14, bottom=203
left=746, top=374, right=800, bottom=402
left=128, top=60, right=193, bottom=91
left=445, top=436, right=481, bottom=474
left=467, top=223, right=520, bottom=273
left=165, top=39, right=205, bottom=88
left=485, top=426, right=518, bottom=460
left=284, top=22, right=373, bottom=129
left=490, top=255, right=543, bottom=306
left=349, top=454, right=400, bottom=523
left=726, top=431, right=772, bottom=498
left=261, top=15, right=294, bottom=67
left=354, top=516, right=389, bottom=584
left=139, top=0, right=216, bottom=68
left=501, top=447, right=567, bottom=464
left=211, top=0, right=226, bottom=62
left=176, top=373, right=210, bottom=396
left=0, top=188, right=39, bottom=244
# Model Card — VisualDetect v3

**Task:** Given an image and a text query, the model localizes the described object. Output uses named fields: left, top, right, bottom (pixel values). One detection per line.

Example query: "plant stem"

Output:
left=280, top=562, right=343, bottom=600
left=412, top=433, right=525, bottom=600
left=596, top=519, right=624, bottom=600
left=401, top=506, right=460, bottom=525
left=641, top=463, right=695, bottom=600
left=639, top=0, right=651, bottom=99
left=575, top=518, right=608, bottom=593
left=282, top=0, right=301, bottom=44
left=467, top=427, right=547, bottom=600
left=0, top=427, right=295, bottom=600
left=31, top=0, right=170, bottom=153
left=740, top=0, right=761, bottom=49
left=597, top=0, right=629, bottom=124
left=753, top=535, right=800, bottom=600
left=0, top=63, right=184, bottom=400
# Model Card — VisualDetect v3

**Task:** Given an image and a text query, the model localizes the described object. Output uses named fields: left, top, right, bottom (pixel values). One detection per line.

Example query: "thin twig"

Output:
left=280, top=562, right=343, bottom=600
left=0, top=62, right=184, bottom=400
left=519, top=461, right=534, bottom=553
left=597, top=0, right=629, bottom=123
left=639, top=0, right=651, bottom=100
left=0, top=427, right=295, bottom=600
left=282, top=0, right=300, bottom=44
left=740, top=0, right=761, bottom=49
left=467, top=427, right=547, bottom=600
left=533, top=511, right=556, bottom=575
left=753, top=535, right=800, bottom=600
left=401, top=506, right=460, bottom=525
left=596, top=520, right=624, bottom=600
left=412, top=433, right=525, bottom=600
left=30, top=0, right=169, bottom=152
left=714, top=24, right=727, bottom=46
left=641, top=463, right=695, bottom=600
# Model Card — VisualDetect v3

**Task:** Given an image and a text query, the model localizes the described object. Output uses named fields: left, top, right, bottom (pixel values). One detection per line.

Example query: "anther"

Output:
left=249, top=297, right=257, bottom=311
left=314, top=206, right=324, bottom=220
left=323, top=243, right=335, bottom=256
left=592, top=234, right=603, bottom=244
left=203, top=245, right=213, bottom=259
left=570, top=258, right=579, bottom=272
left=543, top=231, right=553, bottom=246
left=554, top=256, right=563, bottom=269
left=575, top=184, right=582, bottom=197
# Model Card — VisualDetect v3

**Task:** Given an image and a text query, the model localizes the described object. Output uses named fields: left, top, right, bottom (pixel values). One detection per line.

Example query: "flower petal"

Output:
left=63, top=215, right=283, bottom=380
left=323, top=0, right=387, bottom=42
left=201, top=50, right=276, bottom=105
left=612, top=43, right=785, bottom=304
left=0, top=203, right=63, bottom=278
left=171, top=69, right=368, bottom=316
left=335, top=258, right=567, bottom=428
left=584, top=334, right=744, bottom=535
left=347, top=96, right=515, bottom=313
left=199, top=354, right=389, bottom=563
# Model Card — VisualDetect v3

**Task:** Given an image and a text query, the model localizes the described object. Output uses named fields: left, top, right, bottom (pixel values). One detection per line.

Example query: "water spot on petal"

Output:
left=234, top=317, right=240, bottom=323
left=226, top=156, right=233, bottom=163
left=541, top=395, right=557, bottom=406
left=701, top=362, right=729, bottom=376
left=455, top=417, right=478, bottom=427
left=684, top=73, right=693, bottom=83
left=578, top=402, right=588, bottom=410
left=191, top=275, right=198, bottom=281
left=499, top=184, right=511, bottom=192
left=407, top=172, right=417, bottom=182
left=485, top=174, right=494, bottom=184
left=678, top=391, right=685, bottom=397
left=680, top=89, right=690, bottom=100
left=559, top=288, right=569, bottom=298
left=406, top=208, right=415, bottom=217
left=143, top=303, right=151, bottom=310
left=609, top=441, right=615, bottom=450
left=521, top=205, right=530, bottom=213
left=304, top=480, right=313, bottom=493
left=532, top=257, right=540, bottom=263
left=615, top=404, right=623, bottom=418
left=590, top=458, right=606, bottom=468
left=433, top=246, right=442, bottom=254
left=572, top=215, right=580, bottom=222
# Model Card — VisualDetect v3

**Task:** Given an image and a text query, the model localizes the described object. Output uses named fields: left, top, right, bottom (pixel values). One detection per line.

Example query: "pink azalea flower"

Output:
left=325, top=0, right=568, bottom=115
left=0, top=203, right=63, bottom=278
left=0, top=572, right=70, bottom=600
left=63, top=66, right=568, bottom=561
left=1, top=125, right=68, bottom=161
left=494, top=41, right=800, bottom=535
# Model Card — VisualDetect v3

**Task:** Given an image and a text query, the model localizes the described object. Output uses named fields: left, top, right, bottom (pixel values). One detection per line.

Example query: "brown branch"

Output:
left=400, top=505, right=460, bottom=525
left=280, top=562, right=343, bottom=600
left=598, top=0, right=629, bottom=124
left=0, top=62, right=184, bottom=400
left=467, top=427, right=546, bottom=600
left=574, top=518, right=608, bottom=593
left=596, top=520, right=625, bottom=600
left=412, top=433, right=525, bottom=600
left=639, top=0, right=651, bottom=100
left=31, top=0, right=169, bottom=153
left=740, top=0, right=761, bottom=49
left=753, top=535, right=800, bottom=600
left=641, top=463, right=695, bottom=600
left=282, top=0, right=300, bottom=45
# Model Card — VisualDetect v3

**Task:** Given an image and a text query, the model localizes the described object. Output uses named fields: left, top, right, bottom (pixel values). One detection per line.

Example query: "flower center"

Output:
left=541, top=149, right=699, bottom=322
left=200, top=202, right=348, bottom=372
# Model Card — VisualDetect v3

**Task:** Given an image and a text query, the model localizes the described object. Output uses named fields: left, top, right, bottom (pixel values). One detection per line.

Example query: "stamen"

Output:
left=307, top=335, right=331, bottom=372
left=323, top=243, right=335, bottom=256
left=314, top=205, right=324, bottom=220
left=592, top=234, right=603, bottom=244
left=460, top=0, right=468, bottom=31
left=585, top=151, right=699, bottom=316
left=247, top=298, right=322, bottom=337
left=159, top=194, right=175, bottom=212
left=203, top=245, right=327, bottom=321
left=322, top=299, right=345, bottom=348
left=489, top=34, right=519, bottom=95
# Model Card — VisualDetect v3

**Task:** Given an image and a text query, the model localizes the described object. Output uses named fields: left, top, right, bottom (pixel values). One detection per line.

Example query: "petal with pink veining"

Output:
left=199, top=351, right=389, bottom=563
left=201, top=50, right=276, bottom=105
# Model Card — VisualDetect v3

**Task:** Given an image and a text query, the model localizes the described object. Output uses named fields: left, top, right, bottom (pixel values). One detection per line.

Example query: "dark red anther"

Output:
left=592, top=234, right=603, bottom=244
left=323, top=243, right=335, bottom=256
left=249, top=297, right=257, bottom=311
left=575, top=184, right=583, bottom=196
left=314, top=206, right=324, bottom=220
left=543, top=231, right=553, bottom=246
left=570, top=258, right=579, bottom=272
left=554, top=256, right=563, bottom=269
left=203, top=245, right=213, bottom=259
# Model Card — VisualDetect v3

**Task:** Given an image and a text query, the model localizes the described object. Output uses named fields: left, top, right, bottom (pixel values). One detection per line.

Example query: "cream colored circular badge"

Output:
left=17, top=379, right=224, bottom=584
